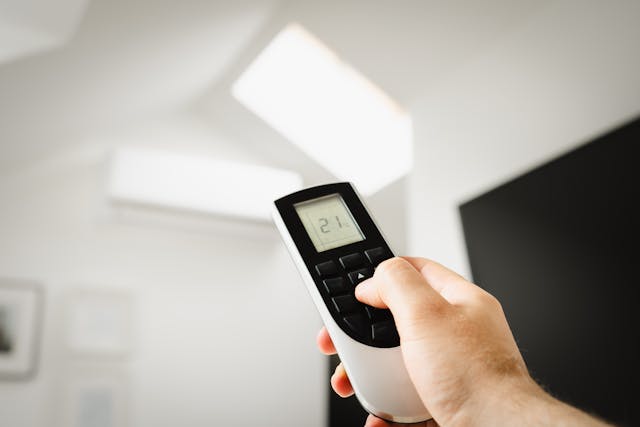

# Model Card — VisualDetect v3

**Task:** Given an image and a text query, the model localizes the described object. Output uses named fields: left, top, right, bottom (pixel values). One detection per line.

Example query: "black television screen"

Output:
left=459, top=117, right=639, bottom=426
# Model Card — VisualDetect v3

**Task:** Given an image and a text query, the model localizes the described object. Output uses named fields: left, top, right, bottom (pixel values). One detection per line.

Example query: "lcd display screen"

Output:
left=294, top=194, right=365, bottom=252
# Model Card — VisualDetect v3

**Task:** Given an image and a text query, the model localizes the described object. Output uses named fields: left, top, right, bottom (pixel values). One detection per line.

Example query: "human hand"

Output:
left=317, top=257, right=549, bottom=427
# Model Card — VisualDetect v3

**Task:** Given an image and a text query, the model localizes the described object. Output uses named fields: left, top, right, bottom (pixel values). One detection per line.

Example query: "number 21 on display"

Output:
left=319, top=216, right=346, bottom=233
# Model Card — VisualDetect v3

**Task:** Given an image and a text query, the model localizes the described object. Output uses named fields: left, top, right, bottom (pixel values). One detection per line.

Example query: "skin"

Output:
left=317, top=257, right=612, bottom=427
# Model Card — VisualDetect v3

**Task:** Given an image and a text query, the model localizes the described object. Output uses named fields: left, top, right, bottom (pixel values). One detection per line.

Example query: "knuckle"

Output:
left=479, top=291, right=502, bottom=311
left=373, top=257, right=409, bottom=302
left=417, top=258, right=438, bottom=276
left=376, top=256, right=407, bottom=276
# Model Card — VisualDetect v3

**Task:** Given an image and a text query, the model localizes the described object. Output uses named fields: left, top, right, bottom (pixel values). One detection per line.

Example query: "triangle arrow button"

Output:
left=349, top=269, right=372, bottom=285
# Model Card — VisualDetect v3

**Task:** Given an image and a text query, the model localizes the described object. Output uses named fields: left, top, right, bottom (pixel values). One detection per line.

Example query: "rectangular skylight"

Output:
left=232, top=23, right=412, bottom=196
left=106, top=147, right=302, bottom=222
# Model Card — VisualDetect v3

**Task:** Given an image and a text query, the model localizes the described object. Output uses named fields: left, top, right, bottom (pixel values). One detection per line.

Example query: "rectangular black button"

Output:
left=348, top=268, right=373, bottom=285
left=372, top=320, right=399, bottom=342
left=343, top=313, right=368, bottom=338
left=339, top=253, right=365, bottom=269
left=365, top=247, right=389, bottom=266
left=332, top=295, right=360, bottom=314
left=365, top=306, right=391, bottom=322
left=315, top=261, right=338, bottom=277
left=322, top=277, right=348, bottom=295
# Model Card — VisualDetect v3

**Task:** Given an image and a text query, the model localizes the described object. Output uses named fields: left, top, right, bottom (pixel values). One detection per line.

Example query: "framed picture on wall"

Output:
left=65, top=290, right=133, bottom=358
left=59, top=368, right=129, bottom=427
left=0, top=279, right=43, bottom=380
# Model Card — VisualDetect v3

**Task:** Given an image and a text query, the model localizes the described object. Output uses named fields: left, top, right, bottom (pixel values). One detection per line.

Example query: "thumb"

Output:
left=355, top=257, right=449, bottom=324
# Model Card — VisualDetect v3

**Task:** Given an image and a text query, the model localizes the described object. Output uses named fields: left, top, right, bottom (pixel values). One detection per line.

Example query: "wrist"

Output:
left=445, top=373, right=546, bottom=427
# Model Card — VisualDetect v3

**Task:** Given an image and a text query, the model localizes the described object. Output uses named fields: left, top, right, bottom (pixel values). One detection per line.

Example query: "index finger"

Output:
left=355, top=257, right=449, bottom=322
left=402, top=257, right=486, bottom=305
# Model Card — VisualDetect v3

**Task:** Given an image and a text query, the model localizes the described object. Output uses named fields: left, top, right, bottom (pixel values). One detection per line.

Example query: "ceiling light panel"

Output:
left=232, top=23, right=412, bottom=195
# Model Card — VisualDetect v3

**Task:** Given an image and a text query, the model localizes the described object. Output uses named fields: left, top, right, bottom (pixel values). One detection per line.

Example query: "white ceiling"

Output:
left=0, top=0, right=280, bottom=172
left=0, top=0, right=88, bottom=63
left=195, top=0, right=552, bottom=185
left=0, top=0, right=550, bottom=180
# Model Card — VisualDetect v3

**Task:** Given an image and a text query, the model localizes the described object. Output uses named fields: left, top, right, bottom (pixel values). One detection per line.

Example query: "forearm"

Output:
left=454, top=376, right=613, bottom=427
left=537, top=397, right=614, bottom=427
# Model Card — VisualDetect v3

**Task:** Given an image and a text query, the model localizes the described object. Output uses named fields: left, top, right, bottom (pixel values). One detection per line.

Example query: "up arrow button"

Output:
left=349, top=268, right=372, bottom=285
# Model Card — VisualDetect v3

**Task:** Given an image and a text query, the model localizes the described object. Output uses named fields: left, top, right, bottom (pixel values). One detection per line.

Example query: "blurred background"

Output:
left=0, top=0, right=638, bottom=426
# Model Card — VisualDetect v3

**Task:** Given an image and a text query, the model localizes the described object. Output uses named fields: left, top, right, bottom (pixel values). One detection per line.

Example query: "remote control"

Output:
left=272, top=182, right=430, bottom=423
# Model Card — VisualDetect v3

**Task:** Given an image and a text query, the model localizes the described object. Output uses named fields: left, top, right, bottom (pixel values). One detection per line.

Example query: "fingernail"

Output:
left=355, top=279, right=372, bottom=297
left=331, top=363, right=341, bottom=379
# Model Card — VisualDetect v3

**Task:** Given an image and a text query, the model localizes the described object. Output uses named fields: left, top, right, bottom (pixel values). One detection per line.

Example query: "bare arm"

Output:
left=318, top=257, right=613, bottom=427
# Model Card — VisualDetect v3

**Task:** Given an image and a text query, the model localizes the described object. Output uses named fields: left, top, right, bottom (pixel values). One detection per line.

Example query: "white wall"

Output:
left=408, top=0, right=640, bottom=277
left=0, top=118, right=328, bottom=427
left=0, top=114, right=409, bottom=427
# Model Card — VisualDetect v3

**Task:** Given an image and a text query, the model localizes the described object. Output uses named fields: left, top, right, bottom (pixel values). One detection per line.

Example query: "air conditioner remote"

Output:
left=272, top=182, right=430, bottom=423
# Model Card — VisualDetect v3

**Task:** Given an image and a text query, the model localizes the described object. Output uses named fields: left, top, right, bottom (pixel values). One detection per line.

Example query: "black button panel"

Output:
left=314, top=247, right=398, bottom=348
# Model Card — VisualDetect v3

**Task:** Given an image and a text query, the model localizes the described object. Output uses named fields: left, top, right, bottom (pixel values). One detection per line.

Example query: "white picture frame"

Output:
left=60, top=369, right=129, bottom=427
left=0, top=279, right=43, bottom=380
left=65, top=290, right=133, bottom=357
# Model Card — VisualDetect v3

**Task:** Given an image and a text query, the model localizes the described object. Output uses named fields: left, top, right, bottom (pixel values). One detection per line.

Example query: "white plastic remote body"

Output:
left=272, top=182, right=430, bottom=423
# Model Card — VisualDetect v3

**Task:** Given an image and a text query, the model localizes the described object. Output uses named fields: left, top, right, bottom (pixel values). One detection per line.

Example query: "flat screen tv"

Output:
left=459, top=117, right=639, bottom=426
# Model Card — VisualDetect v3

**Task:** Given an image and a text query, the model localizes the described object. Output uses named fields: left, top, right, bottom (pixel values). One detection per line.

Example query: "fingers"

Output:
left=364, top=414, right=434, bottom=427
left=317, top=328, right=353, bottom=397
left=331, top=363, right=354, bottom=397
left=402, top=257, right=482, bottom=305
left=356, top=256, right=484, bottom=313
left=355, top=257, right=448, bottom=320
left=402, top=257, right=467, bottom=293
left=364, top=415, right=392, bottom=427
left=316, top=327, right=336, bottom=355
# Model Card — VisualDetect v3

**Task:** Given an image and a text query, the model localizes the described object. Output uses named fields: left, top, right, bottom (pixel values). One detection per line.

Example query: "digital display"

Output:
left=294, top=194, right=365, bottom=252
